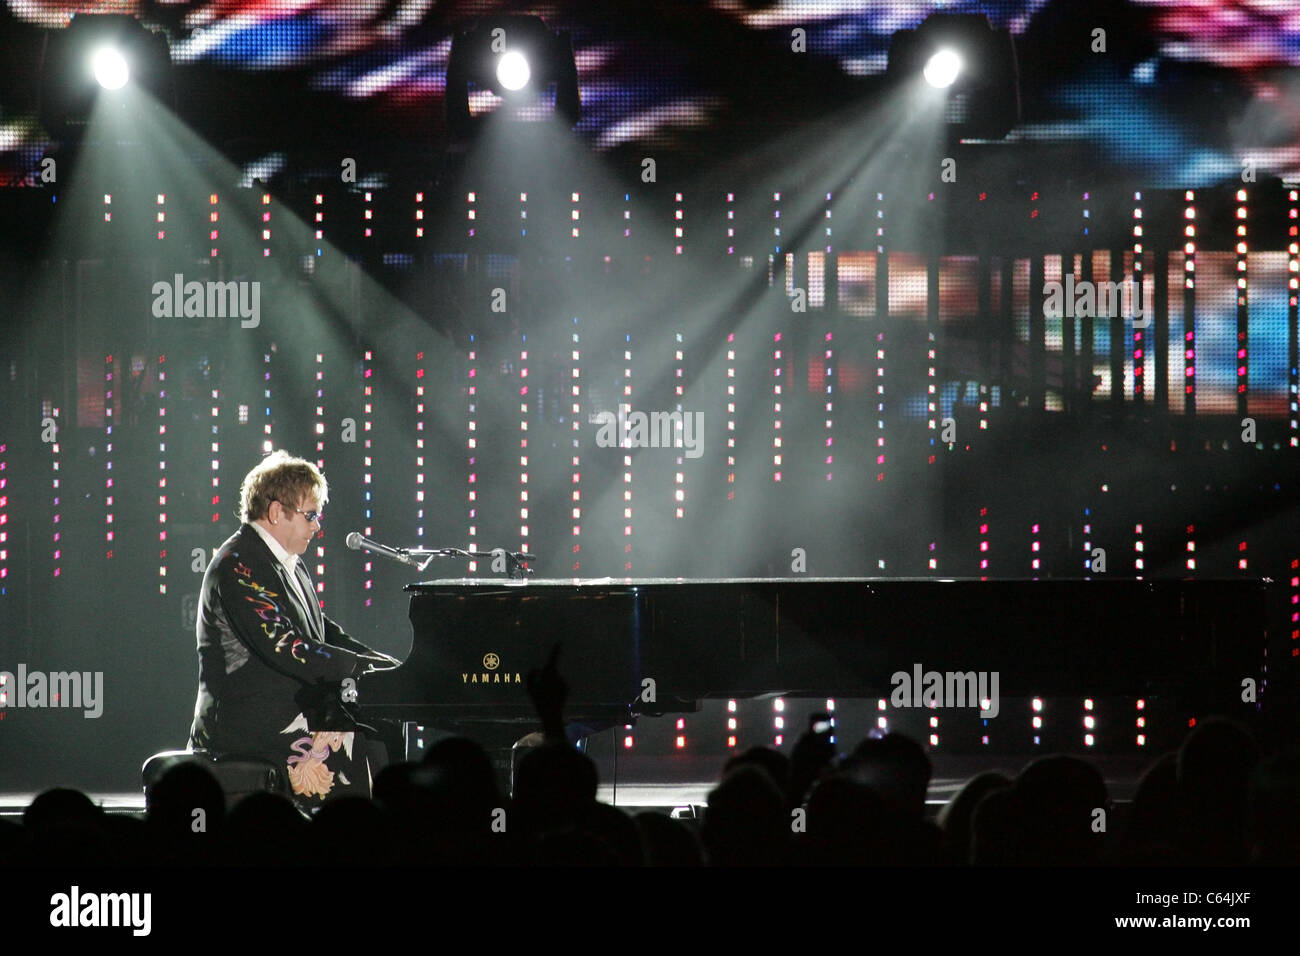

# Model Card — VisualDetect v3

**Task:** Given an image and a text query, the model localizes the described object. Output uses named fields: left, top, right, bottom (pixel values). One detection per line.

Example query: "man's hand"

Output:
left=356, top=650, right=401, bottom=673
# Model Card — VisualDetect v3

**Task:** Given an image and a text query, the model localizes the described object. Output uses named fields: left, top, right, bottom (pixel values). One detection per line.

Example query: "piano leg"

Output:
left=365, top=717, right=405, bottom=776
left=403, top=722, right=608, bottom=796
left=439, top=723, right=538, bottom=797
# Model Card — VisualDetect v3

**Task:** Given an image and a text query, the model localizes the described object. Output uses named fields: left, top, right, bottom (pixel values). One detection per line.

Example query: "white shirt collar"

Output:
left=250, top=520, right=298, bottom=574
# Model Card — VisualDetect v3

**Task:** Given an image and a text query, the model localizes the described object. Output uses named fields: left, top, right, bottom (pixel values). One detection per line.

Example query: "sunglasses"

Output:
left=277, top=501, right=323, bottom=523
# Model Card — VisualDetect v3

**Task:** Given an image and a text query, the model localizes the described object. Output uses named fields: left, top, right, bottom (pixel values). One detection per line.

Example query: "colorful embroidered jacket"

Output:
left=189, top=523, right=372, bottom=759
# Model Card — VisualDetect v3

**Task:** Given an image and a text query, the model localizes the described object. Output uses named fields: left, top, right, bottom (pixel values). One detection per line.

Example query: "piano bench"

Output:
left=141, top=749, right=291, bottom=811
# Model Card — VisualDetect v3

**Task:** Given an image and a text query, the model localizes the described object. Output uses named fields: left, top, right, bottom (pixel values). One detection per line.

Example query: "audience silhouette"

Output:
left=12, top=662, right=1292, bottom=867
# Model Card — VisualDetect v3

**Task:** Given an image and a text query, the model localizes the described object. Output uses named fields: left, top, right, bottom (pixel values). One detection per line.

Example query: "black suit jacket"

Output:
left=189, top=524, right=372, bottom=757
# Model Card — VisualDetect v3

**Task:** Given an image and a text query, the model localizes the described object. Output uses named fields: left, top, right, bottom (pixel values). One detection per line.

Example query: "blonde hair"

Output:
left=239, top=450, right=328, bottom=522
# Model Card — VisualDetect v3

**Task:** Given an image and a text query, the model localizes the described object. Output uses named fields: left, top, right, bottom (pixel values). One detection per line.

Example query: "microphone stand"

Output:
left=402, top=547, right=535, bottom=579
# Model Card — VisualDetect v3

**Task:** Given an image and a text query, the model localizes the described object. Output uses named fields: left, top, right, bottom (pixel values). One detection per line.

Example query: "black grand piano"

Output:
left=359, top=577, right=1271, bottom=743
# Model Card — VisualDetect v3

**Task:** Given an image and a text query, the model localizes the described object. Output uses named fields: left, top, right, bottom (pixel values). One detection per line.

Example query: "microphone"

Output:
left=345, top=532, right=419, bottom=567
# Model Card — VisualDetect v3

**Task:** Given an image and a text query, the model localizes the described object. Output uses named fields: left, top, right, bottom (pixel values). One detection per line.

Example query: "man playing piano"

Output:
left=189, top=450, right=397, bottom=813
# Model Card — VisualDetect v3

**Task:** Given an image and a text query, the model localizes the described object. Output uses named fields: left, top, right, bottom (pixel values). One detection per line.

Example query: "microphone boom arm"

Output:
left=346, top=532, right=533, bottom=578
left=405, top=547, right=534, bottom=578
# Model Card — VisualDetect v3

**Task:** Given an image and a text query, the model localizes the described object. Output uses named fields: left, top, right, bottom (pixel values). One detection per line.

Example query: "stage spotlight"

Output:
left=39, top=14, right=173, bottom=141
left=923, top=49, right=961, bottom=89
left=887, top=13, right=1019, bottom=140
left=445, top=15, right=580, bottom=141
left=91, top=47, right=129, bottom=90
left=497, top=51, right=531, bottom=92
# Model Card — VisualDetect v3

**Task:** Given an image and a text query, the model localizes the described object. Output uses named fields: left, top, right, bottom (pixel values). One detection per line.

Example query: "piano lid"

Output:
left=405, top=576, right=1266, bottom=588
